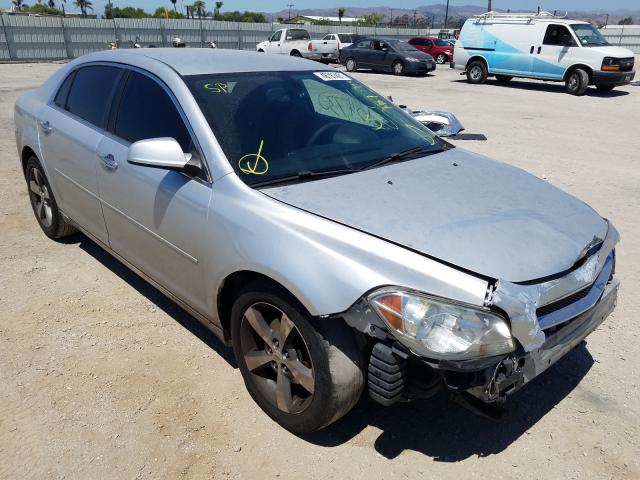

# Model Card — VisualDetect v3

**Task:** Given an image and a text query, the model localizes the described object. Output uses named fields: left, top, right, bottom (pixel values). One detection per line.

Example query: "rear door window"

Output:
left=65, top=66, right=122, bottom=128
left=113, top=71, right=192, bottom=152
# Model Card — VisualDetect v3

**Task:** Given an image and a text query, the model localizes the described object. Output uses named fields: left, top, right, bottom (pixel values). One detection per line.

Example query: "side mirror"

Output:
left=127, top=138, right=191, bottom=171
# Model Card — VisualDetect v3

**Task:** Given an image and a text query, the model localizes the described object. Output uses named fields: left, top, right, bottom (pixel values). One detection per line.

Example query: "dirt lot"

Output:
left=1, top=59, right=639, bottom=480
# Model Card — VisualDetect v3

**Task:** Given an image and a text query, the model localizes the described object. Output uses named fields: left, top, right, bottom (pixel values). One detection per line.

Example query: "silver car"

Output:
left=15, top=49, right=619, bottom=432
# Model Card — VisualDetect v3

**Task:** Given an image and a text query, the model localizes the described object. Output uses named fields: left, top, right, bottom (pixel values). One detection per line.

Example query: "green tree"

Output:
left=153, top=6, right=184, bottom=18
left=73, top=0, right=92, bottom=17
left=12, top=0, right=26, bottom=11
left=353, top=13, right=383, bottom=26
left=214, top=1, right=223, bottom=19
left=338, top=7, right=345, bottom=25
left=192, top=0, right=206, bottom=18
left=170, top=0, right=177, bottom=12
left=26, top=3, right=61, bottom=14
left=105, top=6, right=150, bottom=18
left=219, top=10, right=267, bottom=23
left=618, top=17, right=634, bottom=25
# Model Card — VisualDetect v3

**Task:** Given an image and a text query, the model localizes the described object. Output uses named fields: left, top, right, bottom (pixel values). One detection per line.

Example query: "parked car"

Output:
left=16, top=48, right=619, bottom=432
left=408, top=36, right=454, bottom=64
left=340, top=38, right=436, bottom=75
left=256, top=28, right=320, bottom=60
left=453, top=11, right=636, bottom=95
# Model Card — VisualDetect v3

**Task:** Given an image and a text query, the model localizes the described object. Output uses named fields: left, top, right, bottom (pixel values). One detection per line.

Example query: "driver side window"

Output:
left=270, top=31, right=282, bottom=42
left=543, top=25, right=576, bottom=46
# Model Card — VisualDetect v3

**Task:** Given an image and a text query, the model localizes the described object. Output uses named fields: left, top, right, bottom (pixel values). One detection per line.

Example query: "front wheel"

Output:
left=345, top=57, right=357, bottom=72
left=436, top=53, right=448, bottom=64
left=466, top=60, right=488, bottom=84
left=231, top=282, right=365, bottom=432
left=25, top=156, right=76, bottom=239
left=392, top=60, right=405, bottom=76
left=565, top=68, right=589, bottom=96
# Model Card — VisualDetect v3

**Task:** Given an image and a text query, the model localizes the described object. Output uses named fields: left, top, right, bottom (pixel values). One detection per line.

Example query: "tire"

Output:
left=495, top=74, right=513, bottom=83
left=466, top=60, right=488, bottom=84
left=25, top=156, right=77, bottom=239
left=436, top=53, right=448, bottom=64
left=231, top=281, right=365, bottom=432
left=596, top=84, right=615, bottom=92
left=565, top=68, right=589, bottom=96
left=392, top=60, right=405, bottom=76
left=345, top=57, right=357, bottom=72
left=290, top=50, right=302, bottom=58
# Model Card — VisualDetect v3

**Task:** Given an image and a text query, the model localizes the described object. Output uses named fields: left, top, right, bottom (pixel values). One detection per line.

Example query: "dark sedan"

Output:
left=339, top=38, right=436, bottom=76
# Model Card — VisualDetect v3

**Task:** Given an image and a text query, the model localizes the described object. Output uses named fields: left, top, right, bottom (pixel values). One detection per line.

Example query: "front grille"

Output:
left=536, top=284, right=592, bottom=318
left=619, top=57, right=634, bottom=72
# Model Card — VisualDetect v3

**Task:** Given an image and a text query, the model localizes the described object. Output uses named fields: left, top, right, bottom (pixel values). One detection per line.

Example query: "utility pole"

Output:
left=605, top=14, right=609, bottom=26
left=488, top=0, right=492, bottom=12
left=444, top=0, right=450, bottom=29
left=390, top=8, right=393, bottom=27
left=413, top=9, right=417, bottom=27
left=287, top=3, right=294, bottom=21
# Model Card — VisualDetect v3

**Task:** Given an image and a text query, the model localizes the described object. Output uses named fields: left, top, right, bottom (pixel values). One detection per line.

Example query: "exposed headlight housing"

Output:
left=369, top=288, right=515, bottom=360
left=602, top=57, right=620, bottom=71
left=406, top=57, right=422, bottom=62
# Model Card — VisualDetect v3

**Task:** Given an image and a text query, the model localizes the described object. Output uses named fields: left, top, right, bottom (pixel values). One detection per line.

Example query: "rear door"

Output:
left=532, top=24, right=576, bottom=79
left=96, top=69, right=212, bottom=314
left=37, top=65, right=123, bottom=244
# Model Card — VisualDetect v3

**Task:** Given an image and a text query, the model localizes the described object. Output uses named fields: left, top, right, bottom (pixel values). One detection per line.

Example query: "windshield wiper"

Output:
left=361, top=146, right=443, bottom=171
left=251, top=168, right=358, bottom=188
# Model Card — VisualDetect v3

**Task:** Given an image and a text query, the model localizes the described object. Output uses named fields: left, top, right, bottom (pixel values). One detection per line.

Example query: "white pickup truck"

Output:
left=257, top=28, right=326, bottom=61
left=307, top=33, right=359, bottom=62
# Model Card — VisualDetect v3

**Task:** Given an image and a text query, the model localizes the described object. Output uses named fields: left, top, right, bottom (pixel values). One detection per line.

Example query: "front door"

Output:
left=533, top=24, right=576, bottom=79
left=38, top=65, right=123, bottom=244
left=96, top=69, right=212, bottom=314
left=267, top=30, right=282, bottom=53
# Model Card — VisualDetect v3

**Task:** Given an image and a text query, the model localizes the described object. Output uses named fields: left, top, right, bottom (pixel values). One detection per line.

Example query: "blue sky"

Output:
left=2, top=0, right=638, bottom=14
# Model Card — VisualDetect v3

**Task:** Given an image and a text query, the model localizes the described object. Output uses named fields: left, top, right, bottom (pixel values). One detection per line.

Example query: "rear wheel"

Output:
left=495, top=74, right=513, bottom=83
left=596, top=84, right=615, bottom=92
left=231, top=282, right=365, bottom=432
left=25, top=156, right=76, bottom=239
left=436, top=53, right=448, bottom=64
left=290, top=50, right=302, bottom=58
left=565, top=68, right=589, bottom=96
left=345, top=57, right=357, bottom=72
left=466, top=60, right=488, bottom=84
left=392, top=60, right=405, bottom=76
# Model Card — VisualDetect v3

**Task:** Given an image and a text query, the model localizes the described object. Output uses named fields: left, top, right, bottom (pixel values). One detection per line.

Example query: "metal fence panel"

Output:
left=603, top=26, right=640, bottom=53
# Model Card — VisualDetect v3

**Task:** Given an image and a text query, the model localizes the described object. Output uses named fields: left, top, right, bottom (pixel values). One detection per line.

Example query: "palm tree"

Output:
left=73, top=0, right=92, bottom=17
left=12, top=0, right=26, bottom=11
left=192, top=0, right=206, bottom=18
left=48, top=0, right=55, bottom=8
left=338, top=7, right=345, bottom=25
left=170, top=0, right=177, bottom=12
left=214, top=1, right=223, bottom=19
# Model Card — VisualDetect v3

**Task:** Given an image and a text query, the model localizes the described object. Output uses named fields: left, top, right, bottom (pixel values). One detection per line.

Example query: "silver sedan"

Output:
left=15, top=49, right=619, bottom=432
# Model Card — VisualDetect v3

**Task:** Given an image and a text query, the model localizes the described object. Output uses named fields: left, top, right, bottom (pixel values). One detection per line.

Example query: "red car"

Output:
left=407, top=37, right=454, bottom=64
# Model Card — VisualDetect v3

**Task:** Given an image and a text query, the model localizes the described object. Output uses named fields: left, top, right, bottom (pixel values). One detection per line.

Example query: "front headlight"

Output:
left=406, top=57, right=421, bottom=62
left=369, top=288, right=515, bottom=360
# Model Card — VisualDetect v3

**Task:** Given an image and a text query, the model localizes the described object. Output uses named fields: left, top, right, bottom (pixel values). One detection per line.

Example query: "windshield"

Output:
left=388, top=40, right=419, bottom=52
left=434, top=39, right=450, bottom=47
left=185, top=71, right=446, bottom=187
left=571, top=24, right=609, bottom=46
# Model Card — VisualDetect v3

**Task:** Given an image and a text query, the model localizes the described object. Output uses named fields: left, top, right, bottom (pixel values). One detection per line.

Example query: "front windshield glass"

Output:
left=571, top=24, right=609, bottom=46
left=185, top=71, right=446, bottom=187
left=388, top=40, right=419, bottom=51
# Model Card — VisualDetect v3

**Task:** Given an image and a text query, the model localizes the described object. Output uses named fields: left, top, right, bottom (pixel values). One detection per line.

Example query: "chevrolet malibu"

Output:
left=15, top=49, right=619, bottom=432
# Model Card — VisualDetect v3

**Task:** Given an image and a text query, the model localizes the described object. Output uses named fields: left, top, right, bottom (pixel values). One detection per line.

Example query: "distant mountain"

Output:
left=266, top=4, right=639, bottom=26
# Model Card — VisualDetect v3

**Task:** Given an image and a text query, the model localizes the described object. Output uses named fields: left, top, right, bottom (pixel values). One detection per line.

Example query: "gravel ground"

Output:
left=1, top=59, right=639, bottom=480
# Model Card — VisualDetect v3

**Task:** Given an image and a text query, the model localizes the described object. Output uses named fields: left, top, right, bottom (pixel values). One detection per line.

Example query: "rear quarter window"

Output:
left=53, top=71, right=76, bottom=108
left=65, top=66, right=122, bottom=128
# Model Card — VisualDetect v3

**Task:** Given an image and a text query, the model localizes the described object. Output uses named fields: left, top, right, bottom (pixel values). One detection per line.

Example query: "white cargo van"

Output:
left=453, top=12, right=636, bottom=95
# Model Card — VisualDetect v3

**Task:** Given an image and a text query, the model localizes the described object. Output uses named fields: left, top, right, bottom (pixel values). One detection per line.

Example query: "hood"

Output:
left=588, top=45, right=635, bottom=58
left=262, top=149, right=608, bottom=283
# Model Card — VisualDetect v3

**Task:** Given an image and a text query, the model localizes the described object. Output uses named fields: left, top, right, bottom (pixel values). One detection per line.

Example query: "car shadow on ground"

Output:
left=450, top=78, right=630, bottom=97
left=300, top=341, right=594, bottom=461
left=68, top=234, right=237, bottom=368
left=65, top=234, right=593, bottom=461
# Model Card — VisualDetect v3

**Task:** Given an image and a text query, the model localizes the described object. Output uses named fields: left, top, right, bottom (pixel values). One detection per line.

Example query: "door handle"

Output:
left=537, top=46, right=542, bottom=54
left=39, top=120, right=52, bottom=135
left=530, top=45, right=534, bottom=54
left=99, top=153, right=118, bottom=170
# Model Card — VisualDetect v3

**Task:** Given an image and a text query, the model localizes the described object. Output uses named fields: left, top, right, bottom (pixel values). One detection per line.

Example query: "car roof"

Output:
left=73, top=48, right=332, bottom=76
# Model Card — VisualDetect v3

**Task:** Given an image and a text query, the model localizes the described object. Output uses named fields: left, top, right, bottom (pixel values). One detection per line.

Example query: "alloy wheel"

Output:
left=28, top=167, right=53, bottom=228
left=346, top=58, right=355, bottom=71
left=436, top=54, right=447, bottom=64
left=239, top=302, right=315, bottom=414
left=470, top=65, right=482, bottom=81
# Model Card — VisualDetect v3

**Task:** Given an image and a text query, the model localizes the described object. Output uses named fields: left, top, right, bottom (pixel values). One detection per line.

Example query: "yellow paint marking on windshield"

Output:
left=204, top=82, right=230, bottom=93
left=239, top=140, right=269, bottom=175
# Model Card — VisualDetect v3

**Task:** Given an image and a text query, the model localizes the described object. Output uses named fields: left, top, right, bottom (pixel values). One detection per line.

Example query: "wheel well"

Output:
left=257, top=49, right=264, bottom=52
left=21, top=146, right=37, bottom=176
left=290, top=50, right=301, bottom=56
left=467, top=55, right=488, bottom=70
left=217, top=270, right=301, bottom=340
left=563, top=64, right=593, bottom=83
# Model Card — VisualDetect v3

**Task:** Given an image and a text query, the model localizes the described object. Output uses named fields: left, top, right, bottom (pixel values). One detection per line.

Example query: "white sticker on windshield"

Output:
left=313, top=71, right=350, bottom=81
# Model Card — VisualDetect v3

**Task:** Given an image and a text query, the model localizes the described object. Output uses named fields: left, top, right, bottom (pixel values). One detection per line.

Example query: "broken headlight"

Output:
left=369, top=289, right=515, bottom=360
